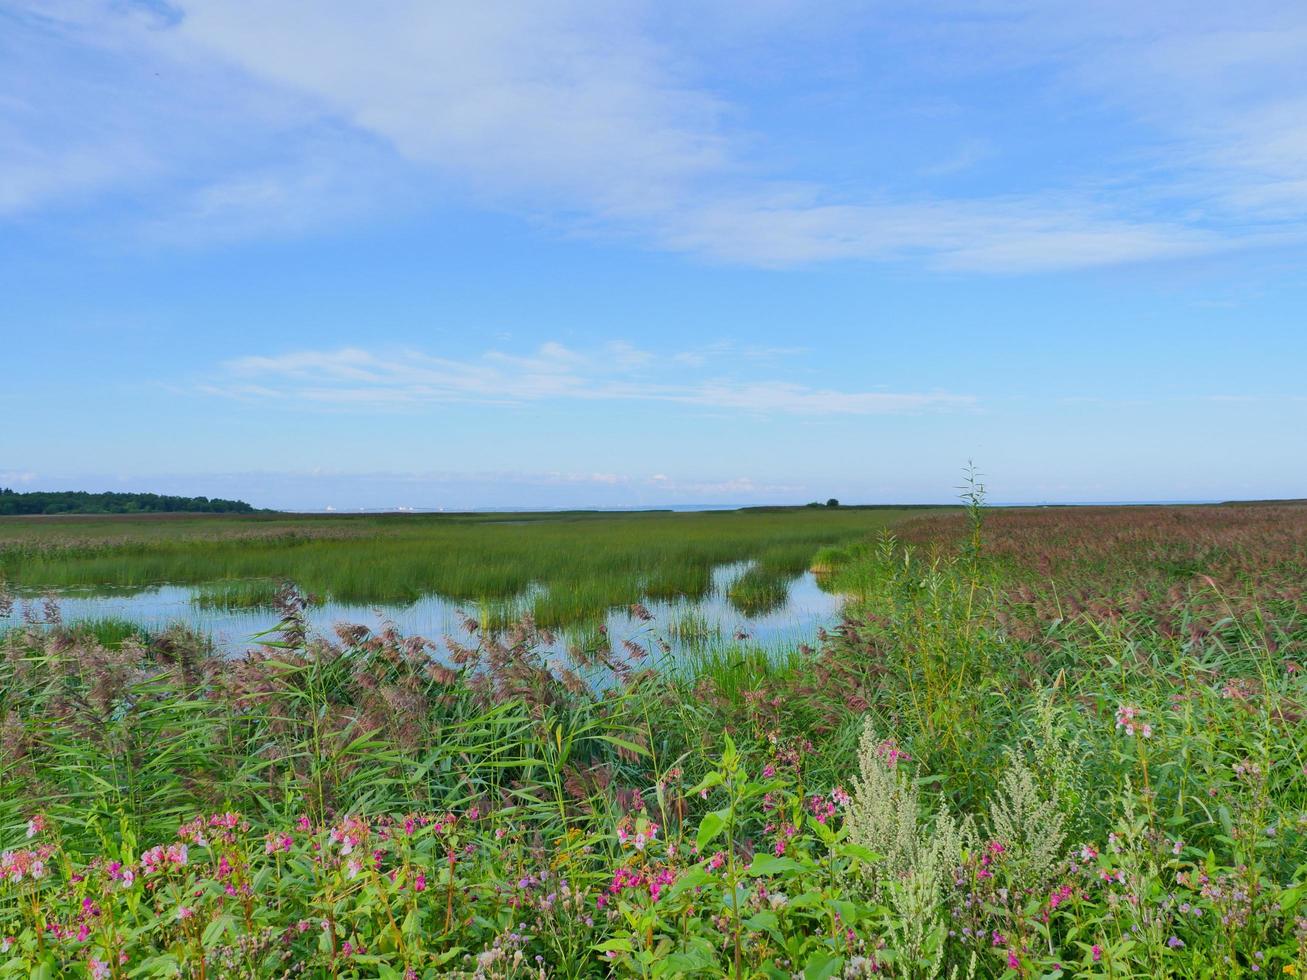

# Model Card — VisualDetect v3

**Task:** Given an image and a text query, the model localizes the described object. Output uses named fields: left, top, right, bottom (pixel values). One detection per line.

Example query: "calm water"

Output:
left=1, top=562, right=844, bottom=664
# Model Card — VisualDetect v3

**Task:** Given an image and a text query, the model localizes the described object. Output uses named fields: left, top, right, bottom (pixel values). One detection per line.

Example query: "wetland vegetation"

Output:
left=1, top=500, right=1305, bottom=977
left=0, top=507, right=922, bottom=642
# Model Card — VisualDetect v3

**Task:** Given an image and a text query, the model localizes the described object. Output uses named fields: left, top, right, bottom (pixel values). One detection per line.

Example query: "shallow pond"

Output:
left=0, top=562, right=844, bottom=666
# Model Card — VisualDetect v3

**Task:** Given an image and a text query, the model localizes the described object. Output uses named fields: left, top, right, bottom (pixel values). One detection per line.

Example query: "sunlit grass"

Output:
left=0, top=507, right=926, bottom=628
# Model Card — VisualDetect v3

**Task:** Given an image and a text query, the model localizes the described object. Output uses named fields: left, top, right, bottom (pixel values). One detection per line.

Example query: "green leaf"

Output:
left=668, top=865, right=710, bottom=900
left=688, top=771, right=722, bottom=796
left=838, top=843, right=881, bottom=865
left=803, top=952, right=845, bottom=980
left=1280, top=883, right=1306, bottom=913
left=432, top=946, right=465, bottom=965
left=746, top=853, right=803, bottom=876
left=594, top=939, right=635, bottom=953
left=201, top=913, right=236, bottom=948
left=696, top=810, right=728, bottom=851
left=401, top=906, right=419, bottom=936
left=1217, top=806, right=1233, bottom=838
left=128, top=954, right=182, bottom=977
left=596, top=734, right=651, bottom=758
left=784, top=890, right=824, bottom=910
left=830, top=899, right=864, bottom=926
left=659, top=951, right=717, bottom=975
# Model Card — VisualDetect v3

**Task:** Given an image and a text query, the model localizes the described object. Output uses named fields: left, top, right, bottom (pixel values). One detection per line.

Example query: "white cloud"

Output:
left=655, top=192, right=1222, bottom=270
left=7, top=1, right=1307, bottom=269
left=206, top=343, right=974, bottom=416
left=176, top=2, right=730, bottom=211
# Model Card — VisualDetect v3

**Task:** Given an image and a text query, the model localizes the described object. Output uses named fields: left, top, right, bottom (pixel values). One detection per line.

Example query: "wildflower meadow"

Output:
left=1, top=500, right=1305, bottom=977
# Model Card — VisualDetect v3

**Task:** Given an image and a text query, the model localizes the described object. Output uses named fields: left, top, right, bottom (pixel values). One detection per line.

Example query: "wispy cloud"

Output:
left=654, top=192, right=1223, bottom=270
left=203, top=343, right=974, bottom=416
left=7, top=1, right=1307, bottom=270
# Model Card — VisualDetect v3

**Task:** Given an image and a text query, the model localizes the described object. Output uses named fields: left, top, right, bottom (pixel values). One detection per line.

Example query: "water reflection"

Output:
left=1, top=562, right=844, bottom=663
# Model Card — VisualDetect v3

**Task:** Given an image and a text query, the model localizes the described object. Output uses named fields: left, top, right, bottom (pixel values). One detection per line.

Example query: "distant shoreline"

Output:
left=2, top=497, right=1303, bottom=519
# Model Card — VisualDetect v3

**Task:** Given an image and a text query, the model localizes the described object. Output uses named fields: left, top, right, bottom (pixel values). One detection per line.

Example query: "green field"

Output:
left=0, top=507, right=930, bottom=628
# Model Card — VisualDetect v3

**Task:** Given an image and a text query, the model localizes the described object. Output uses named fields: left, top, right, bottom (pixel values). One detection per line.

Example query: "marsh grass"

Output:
left=59, top=616, right=151, bottom=648
left=2, top=509, right=920, bottom=640
left=189, top=579, right=317, bottom=610
left=725, top=565, right=790, bottom=615
left=665, top=608, right=720, bottom=645
left=0, top=508, right=916, bottom=632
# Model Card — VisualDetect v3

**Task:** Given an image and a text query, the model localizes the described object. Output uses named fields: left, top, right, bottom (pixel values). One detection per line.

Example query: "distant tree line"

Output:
left=0, top=488, right=257, bottom=515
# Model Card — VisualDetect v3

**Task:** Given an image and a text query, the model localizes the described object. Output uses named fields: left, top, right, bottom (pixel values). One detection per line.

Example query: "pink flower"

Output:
left=648, top=867, right=675, bottom=901
left=414, top=873, right=427, bottom=892
left=25, top=816, right=45, bottom=839
left=1115, top=704, right=1152, bottom=737
left=265, top=833, right=294, bottom=854
left=89, top=959, right=110, bottom=980
left=1092, top=944, right=1102, bottom=963
left=1046, top=883, right=1074, bottom=912
left=1007, top=950, right=1020, bottom=970
left=806, top=794, right=837, bottom=824
left=876, top=739, right=910, bottom=767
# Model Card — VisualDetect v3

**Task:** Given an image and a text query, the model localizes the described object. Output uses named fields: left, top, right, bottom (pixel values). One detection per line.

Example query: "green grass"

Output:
left=189, top=579, right=315, bottom=610
left=664, top=608, right=721, bottom=645
left=0, top=507, right=923, bottom=628
left=725, top=565, right=790, bottom=615
left=58, top=616, right=152, bottom=648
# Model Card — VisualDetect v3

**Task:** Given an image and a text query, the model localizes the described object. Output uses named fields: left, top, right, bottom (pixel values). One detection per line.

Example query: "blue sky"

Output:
left=3, top=1, right=1306, bottom=509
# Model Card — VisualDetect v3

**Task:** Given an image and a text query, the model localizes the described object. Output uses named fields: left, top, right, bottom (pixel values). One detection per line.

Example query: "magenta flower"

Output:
left=1115, top=704, right=1152, bottom=737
